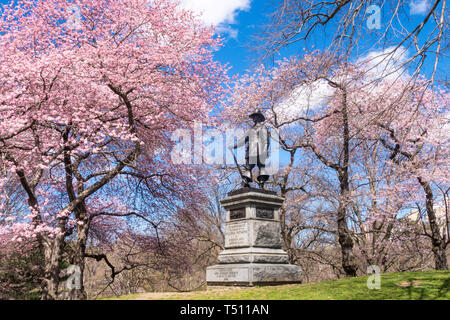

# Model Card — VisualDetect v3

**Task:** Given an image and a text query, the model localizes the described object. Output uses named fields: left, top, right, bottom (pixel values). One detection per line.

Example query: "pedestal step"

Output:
left=218, top=254, right=289, bottom=264
left=206, top=263, right=302, bottom=286
left=218, top=247, right=289, bottom=264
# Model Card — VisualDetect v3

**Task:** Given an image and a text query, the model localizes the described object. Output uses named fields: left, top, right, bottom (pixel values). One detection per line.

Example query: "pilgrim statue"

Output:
left=229, top=110, right=270, bottom=189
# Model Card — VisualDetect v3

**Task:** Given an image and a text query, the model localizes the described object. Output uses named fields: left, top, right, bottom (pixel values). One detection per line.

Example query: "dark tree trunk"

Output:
left=63, top=129, right=88, bottom=300
left=15, top=169, right=65, bottom=300
left=336, top=208, right=357, bottom=276
left=67, top=198, right=89, bottom=300
left=68, top=221, right=88, bottom=300
left=337, top=173, right=358, bottom=277
left=418, top=178, right=448, bottom=270
left=41, top=234, right=64, bottom=300
left=279, top=206, right=298, bottom=264
left=337, top=91, right=358, bottom=277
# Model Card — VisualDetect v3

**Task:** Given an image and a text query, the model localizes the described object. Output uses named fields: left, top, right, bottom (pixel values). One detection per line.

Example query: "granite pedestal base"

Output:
left=206, top=188, right=302, bottom=287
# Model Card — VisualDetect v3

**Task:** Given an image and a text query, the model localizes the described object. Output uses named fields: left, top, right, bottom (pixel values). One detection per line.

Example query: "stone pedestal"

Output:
left=206, top=188, right=302, bottom=286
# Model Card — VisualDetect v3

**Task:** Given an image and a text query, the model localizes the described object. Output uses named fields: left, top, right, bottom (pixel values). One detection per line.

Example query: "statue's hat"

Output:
left=249, top=110, right=265, bottom=122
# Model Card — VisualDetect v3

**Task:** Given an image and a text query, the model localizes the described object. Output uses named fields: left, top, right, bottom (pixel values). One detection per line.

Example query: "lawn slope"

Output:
left=104, top=270, right=449, bottom=300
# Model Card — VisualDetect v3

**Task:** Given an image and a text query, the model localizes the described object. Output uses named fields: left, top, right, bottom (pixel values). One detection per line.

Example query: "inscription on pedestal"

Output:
left=225, top=222, right=249, bottom=247
left=207, top=267, right=249, bottom=282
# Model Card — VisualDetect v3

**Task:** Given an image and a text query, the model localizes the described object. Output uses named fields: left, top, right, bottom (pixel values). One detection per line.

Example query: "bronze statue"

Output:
left=229, top=110, right=270, bottom=189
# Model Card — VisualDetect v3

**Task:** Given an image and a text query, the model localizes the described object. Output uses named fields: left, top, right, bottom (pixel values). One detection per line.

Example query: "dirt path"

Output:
left=132, top=287, right=245, bottom=300
left=133, top=292, right=182, bottom=300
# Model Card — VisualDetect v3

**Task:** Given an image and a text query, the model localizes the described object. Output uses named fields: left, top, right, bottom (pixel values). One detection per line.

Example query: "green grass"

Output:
left=103, top=270, right=450, bottom=300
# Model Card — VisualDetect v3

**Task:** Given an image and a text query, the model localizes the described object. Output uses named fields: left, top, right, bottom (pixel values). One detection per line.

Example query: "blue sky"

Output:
left=179, top=0, right=281, bottom=76
left=196, top=0, right=319, bottom=76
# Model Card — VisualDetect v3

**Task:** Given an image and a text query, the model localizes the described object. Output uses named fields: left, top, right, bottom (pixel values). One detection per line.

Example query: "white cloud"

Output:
left=179, top=0, right=251, bottom=38
left=215, top=25, right=238, bottom=40
left=357, top=46, right=409, bottom=82
left=409, top=0, right=431, bottom=15
left=274, top=79, right=335, bottom=124
left=274, top=47, right=410, bottom=125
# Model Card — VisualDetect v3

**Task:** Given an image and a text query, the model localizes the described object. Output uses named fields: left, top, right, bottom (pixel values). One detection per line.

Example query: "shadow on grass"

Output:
left=404, top=275, right=450, bottom=300
left=436, top=277, right=450, bottom=299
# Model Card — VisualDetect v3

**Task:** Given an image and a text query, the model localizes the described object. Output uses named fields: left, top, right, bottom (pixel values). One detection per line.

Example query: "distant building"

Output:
left=407, top=205, right=449, bottom=233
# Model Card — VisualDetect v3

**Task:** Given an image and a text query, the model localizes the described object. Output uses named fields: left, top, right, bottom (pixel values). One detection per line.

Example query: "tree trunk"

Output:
left=68, top=198, right=89, bottom=300
left=279, top=206, right=298, bottom=264
left=337, top=195, right=358, bottom=277
left=62, top=131, right=89, bottom=299
left=41, top=234, right=64, bottom=300
left=418, top=178, right=448, bottom=270
left=15, top=172, right=65, bottom=300
left=337, top=93, right=358, bottom=277
left=68, top=221, right=89, bottom=300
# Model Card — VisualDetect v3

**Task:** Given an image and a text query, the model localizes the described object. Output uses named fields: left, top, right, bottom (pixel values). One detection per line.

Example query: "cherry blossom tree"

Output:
left=0, top=0, right=226, bottom=299
left=359, top=79, right=449, bottom=270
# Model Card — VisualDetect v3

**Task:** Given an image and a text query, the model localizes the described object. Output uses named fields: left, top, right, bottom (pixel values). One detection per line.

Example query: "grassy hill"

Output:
left=104, top=270, right=449, bottom=300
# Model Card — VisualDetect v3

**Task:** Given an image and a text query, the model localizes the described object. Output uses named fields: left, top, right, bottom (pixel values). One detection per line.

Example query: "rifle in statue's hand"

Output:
left=228, top=144, right=249, bottom=188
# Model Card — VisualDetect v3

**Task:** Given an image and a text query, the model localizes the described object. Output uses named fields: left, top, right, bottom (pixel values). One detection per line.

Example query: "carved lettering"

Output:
left=225, top=222, right=249, bottom=247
